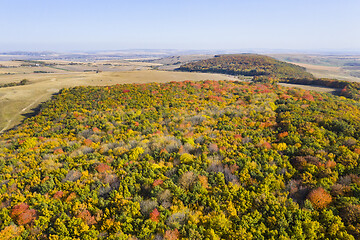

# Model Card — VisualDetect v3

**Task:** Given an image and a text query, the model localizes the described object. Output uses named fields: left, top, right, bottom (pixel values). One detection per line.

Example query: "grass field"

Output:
left=278, top=82, right=339, bottom=93
left=292, top=63, right=360, bottom=82
left=0, top=70, right=238, bottom=132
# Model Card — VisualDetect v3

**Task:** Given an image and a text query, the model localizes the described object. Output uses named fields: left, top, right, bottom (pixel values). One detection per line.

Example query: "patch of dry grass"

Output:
left=293, top=63, right=360, bottom=82
left=278, top=83, right=338, bottom=93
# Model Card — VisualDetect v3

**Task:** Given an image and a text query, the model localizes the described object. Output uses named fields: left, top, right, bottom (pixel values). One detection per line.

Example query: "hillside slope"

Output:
left=1, top=81, right=360, bottom=239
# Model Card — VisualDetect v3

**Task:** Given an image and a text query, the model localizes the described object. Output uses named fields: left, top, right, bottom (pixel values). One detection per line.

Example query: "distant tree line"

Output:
left=0, top=79, right=29, bottom=88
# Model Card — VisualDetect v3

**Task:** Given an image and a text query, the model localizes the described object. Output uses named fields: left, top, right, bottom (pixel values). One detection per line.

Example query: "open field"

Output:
left=278, top=82, right=339, bottom=93
left=0, top=59, right=160, bottom=76
left=0, top=70, right=238, bottom=132
left=291, top=62, right=360, bottom=82
left=270, top=54, right=360, bottom=82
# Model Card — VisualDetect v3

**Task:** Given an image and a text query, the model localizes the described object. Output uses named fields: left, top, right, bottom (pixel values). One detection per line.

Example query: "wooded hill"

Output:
left=178, top=54, right=314, bottom=80
left=1, top=80, right=360, bottom=239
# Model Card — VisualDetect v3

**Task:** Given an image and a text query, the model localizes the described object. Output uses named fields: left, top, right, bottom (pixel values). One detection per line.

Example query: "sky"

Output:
left=0, top=0, right=359, bottom=52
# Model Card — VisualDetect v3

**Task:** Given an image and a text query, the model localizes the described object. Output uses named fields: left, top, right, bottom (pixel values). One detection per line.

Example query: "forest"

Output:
left=1, top=80, right=360, bottom=239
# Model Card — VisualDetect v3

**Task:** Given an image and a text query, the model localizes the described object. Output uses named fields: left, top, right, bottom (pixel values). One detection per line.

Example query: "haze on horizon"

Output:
left=1, top=0, right=360, bottom=52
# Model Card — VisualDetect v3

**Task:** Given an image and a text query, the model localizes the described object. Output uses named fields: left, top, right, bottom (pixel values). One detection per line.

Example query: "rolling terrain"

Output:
left=0, top=59, right=238, bottom=132
left=2, top=53, right=360, bottom=133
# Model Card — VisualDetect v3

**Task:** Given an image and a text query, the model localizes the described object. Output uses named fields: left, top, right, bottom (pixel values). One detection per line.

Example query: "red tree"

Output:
left=307, top=187, right=332, bottom=209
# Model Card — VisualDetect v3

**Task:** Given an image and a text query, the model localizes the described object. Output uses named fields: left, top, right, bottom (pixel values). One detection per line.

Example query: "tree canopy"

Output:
left=1, top=80, right=360, bottom=239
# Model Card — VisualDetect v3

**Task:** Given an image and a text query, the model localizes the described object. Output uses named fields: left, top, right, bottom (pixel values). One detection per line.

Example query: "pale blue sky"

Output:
left=0, top=0, right=359, bottom=52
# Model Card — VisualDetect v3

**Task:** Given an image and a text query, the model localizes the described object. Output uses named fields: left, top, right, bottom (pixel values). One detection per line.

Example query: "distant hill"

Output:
left=178, top=54, right=314, bottom=80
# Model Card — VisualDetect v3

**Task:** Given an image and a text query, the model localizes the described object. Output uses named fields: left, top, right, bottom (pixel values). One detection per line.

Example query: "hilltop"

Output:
left=1, top=80, right=360, bottom=239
